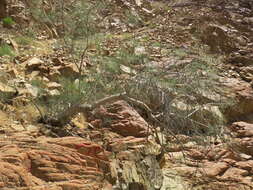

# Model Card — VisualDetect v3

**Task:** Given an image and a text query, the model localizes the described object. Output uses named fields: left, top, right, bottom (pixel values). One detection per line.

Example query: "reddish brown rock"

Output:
left=94, top=101, right=150, bottom=137
left=202, top=162, right=229, bottom=177
left=221, top=167, right=249, bottom=179
left=229, top=122, right=253, bottom=137
left=187, top=149, right=205, bottom=160
left=233, top=137, right=253, bottom=156
left=0, top=136, right=110, bottom=189
left=222, top=78, right=253, bottom=120
left=235, top=160, right=253, bottom=173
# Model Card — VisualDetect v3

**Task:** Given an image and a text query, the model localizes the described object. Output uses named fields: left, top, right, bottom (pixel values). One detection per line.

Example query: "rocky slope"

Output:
left=0, top=0, right=253, bottom=189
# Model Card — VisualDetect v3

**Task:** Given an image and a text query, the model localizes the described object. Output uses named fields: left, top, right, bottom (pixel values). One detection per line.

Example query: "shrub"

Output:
left=31, top=0, right=226, bottom=148
left=2, top=17, right=15, bottom=27
left=0, top=44, right=15, bottom=57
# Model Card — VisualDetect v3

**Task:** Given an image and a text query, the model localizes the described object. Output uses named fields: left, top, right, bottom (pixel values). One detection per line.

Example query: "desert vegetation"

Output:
left=0, top=0, right=253, bottom=189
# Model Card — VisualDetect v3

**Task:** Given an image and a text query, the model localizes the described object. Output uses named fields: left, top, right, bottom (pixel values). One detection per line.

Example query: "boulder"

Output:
left=93, top=101, right=150, bottom=137
left=229, top=122, right=253, bottom=137
left=25, top=57, right=44, bottom=71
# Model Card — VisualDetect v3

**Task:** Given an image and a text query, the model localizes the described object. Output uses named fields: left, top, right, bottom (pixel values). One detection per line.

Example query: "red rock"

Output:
left=223, top=78, right=253, bottom=120
left=188, top=149, right=205, bottom=160
left=229, top=122, right=253, bottom=137
left=235, top=160, right=253, bottom=172
left=203, top=162, right=229, bottom=177
left=221, top=167, right=249, bottom=178
left=94, top=101, right=150, bottom=137
left=207, top=147, right=228, bottom=161
left=0, top=136, right=110, bottom=189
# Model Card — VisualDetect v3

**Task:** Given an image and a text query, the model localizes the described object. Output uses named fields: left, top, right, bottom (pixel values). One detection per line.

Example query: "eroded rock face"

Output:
left=228, top=121, right=253, bottom=156
left=0, top=135, right=111, bottom=190
left=109, top=136, right=163, bottom=190
left=161, top=120, right=253, bottom=190
left=221, top=77, right=253, bottom=121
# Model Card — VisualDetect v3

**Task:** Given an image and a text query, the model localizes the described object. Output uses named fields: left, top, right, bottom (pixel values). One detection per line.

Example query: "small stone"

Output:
left=26, top=57, right=44, bottom=70
left=47, top=82, right=61, bottom=90
left=134, top=46, right=146, bottom=55
left=48, top=89, right=60, bottom=96
left=25, top=83, right=39, bottom=97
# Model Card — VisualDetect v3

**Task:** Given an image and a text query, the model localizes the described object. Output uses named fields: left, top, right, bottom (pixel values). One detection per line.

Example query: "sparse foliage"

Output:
left=29, top=0, right=226, bottom=149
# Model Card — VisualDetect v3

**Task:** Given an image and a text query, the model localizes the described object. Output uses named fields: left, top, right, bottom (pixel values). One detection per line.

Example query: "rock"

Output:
left=243, top=17, right=253, bottom=25
left=202, top=162, right=229, bottom=177
left=48, top=69, right=61, bottom=81
left=187, top=149, right=205, bottom=160
left=120, top=65, right=136, bottom=74
left=232, top=137, right=253, bottom=156
left=229, top=122, right=253, bottom=137
left=58, top=64, right=80, bottom=78
left=221, top=167, right=249, bottom=179
left=108, top=136, right=160, bottom=155
left=111, top=153, right=163, bottom=190
left=221, top=77, right=253, bottom=121
left=228, top=54, right=253, bottom=66
left=0, top=82, right=16, bottom=100
left=134, top=46, right=146, bottom=55
left=175, top=166, right=199, bottom=177
left=26, top=57, right=44, bottom=70
left=161, top=169, right=189, bottom=190
left=235, top=160, right=253, bottom=172
left=48, top=89, right=60, bottom=96
left=200, top=24, right=236, bottom=53
left=106, top=134, right=163, bottom=190
left=24, top=83, right=39, bottom=97
left=93, top=101, right=150, bottom=137
left=29, top=71, right=40, bottom=79
left=0, top=136, right=110, bottom=189
left=46, top=82, right=61, bottom=90
left=226, top=121, right=253, bottom=157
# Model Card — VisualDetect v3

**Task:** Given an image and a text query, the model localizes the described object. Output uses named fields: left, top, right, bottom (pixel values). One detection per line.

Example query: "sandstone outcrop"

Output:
left=0, top=135, right=111, bottom=190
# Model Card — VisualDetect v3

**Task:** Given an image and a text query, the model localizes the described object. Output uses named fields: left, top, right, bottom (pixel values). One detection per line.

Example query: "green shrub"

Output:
left=0, top=44, right=15, bottom=57
left=2, top=17, right=15, bottom=27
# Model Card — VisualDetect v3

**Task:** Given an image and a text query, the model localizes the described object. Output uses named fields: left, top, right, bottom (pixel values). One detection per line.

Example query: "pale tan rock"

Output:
left=24, top=83, right=39, bottom=97
left=0, top=82, right=16, bottom=98
left=46, top=82, right=61, bottom=90
left=26, top=57, right=44, bottom=70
